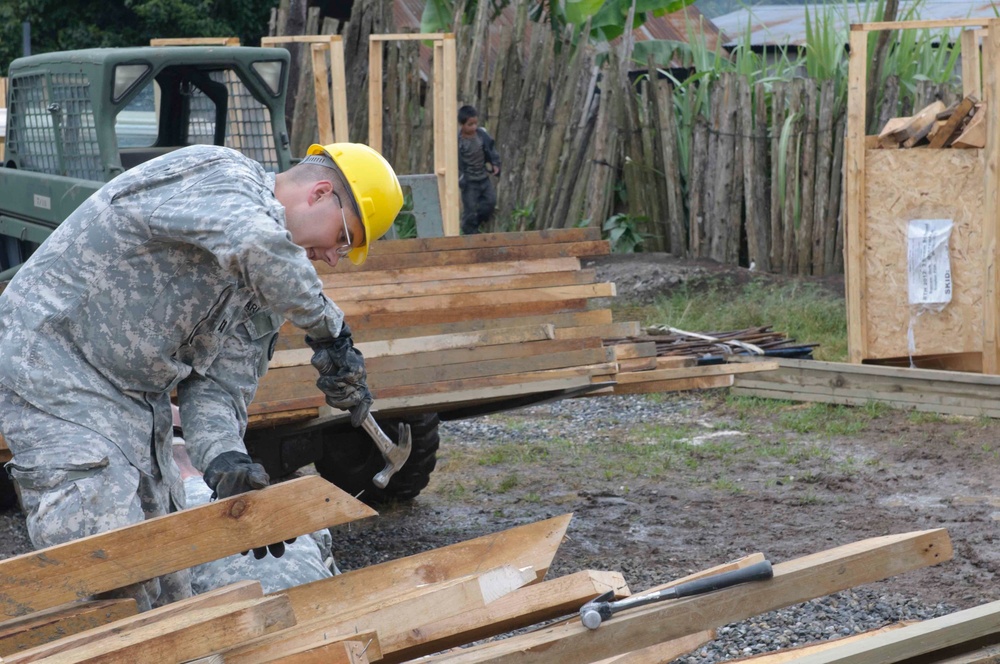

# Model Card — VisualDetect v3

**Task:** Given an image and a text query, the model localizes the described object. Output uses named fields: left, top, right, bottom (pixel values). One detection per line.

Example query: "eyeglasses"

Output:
left=333, top=193, right=353, bottom=258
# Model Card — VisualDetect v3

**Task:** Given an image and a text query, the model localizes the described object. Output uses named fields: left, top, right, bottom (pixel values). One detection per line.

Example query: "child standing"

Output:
left=458, top=105, right=501, bottom=234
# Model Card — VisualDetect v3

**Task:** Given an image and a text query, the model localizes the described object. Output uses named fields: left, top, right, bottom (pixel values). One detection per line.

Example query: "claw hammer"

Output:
left=360, top=414, right=412, bottom=489
left=579, top=559, right=773, bottom=629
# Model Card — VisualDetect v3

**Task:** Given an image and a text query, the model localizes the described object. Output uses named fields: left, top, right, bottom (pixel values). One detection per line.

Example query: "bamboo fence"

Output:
left=273, top=0, right=962, bottom=276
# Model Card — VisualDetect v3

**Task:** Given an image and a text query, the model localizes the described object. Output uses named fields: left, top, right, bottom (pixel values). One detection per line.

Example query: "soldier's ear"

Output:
left=309, top=180, right=334, bottom=205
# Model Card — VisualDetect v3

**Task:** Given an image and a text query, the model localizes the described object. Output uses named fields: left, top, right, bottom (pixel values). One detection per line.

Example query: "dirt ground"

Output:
left=331, top=254, right=1000, bottom=617
left=1, top=253, right=998, bottom=639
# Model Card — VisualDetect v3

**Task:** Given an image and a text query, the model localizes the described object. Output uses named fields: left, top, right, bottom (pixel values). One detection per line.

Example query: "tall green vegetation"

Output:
left=0, top=0, right=277, bottom=74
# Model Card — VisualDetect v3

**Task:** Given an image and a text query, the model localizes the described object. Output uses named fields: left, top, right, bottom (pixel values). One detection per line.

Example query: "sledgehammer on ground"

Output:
left=579, top=559, right=774, bottom=629
left=361, top=414, right=412, bottom=488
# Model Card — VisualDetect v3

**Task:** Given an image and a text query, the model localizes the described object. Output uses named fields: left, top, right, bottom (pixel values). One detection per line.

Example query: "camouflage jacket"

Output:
left=0, top=146, right=344, bottom=490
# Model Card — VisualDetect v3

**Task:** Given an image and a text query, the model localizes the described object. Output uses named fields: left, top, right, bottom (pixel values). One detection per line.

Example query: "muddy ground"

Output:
left=1, top=254, right=999, bottom=653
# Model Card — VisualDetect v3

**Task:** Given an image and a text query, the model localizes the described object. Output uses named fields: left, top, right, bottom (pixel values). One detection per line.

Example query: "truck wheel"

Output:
left=314, top=413, right=440, bottom=506
left=0, top=472, right=18, bottom=512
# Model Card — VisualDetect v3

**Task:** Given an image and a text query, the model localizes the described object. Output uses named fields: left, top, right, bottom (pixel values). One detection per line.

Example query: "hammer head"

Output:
left=579, top=590, right=615, bottom=630
left=371, top=422, right=412, bottom=489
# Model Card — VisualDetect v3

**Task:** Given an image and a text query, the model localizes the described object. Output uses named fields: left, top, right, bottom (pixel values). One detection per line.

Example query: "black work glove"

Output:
left=307, top=322, right=373, bottom=428
left=203, top=451, right=294, bottom=559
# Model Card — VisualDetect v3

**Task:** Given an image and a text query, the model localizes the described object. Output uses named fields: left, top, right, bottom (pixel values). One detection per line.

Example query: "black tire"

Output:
left=314, top=413, right=439, bottom=505
left=0, top=471, right=18, bottom=512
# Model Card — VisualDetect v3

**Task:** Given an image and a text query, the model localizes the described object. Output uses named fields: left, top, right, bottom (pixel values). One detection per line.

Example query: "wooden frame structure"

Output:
left=845, top=18, right=999, bottom=373
left=369, top=33, right=460, bottom=236
left=260, top=35, right=349, bottom=144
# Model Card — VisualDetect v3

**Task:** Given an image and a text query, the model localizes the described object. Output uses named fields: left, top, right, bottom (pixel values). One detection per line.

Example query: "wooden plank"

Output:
left=370, top=229, right=601, bottom=255
left=614, top=361, right=778, bottom=384
left=381, top=570, right=629, bottom=664
left=846, top=29, right=869, bottom=364
left=348, top=299, right=592, bottom=331
left=777, top=600, right=1000, bottom=663
left=248, top=407, right=320, bottom=428
left=323, top=268, right=596, bottom=302
left=329, top=38, right=349, bottom=143
left=311, top=44, right=334, bottom=145
left=229, top=567, right=531, bottom=664
left=442, top=34, right=460, bottom=236
left=338, top=283, right=615, bottom=316
left=612, top=342, right=658, bottom=360
left=744, top=358, right=1000, bottom=387
left=7, top=595, right=294, bottom=664
left=368, top=38, right=383, bottom=153
left=610, top=374, right=734, bottom=395
left=6, top=583, right=260, bottom=661
left=271, top=325, right=556, bottom=368
left=261, top=35, right=339, bottom=45
left=369, top=33, right=447, bottom=41
left=589, top=631, right=715, bottom=664
left=985, top=20, right=1000, bottom=374
left=617, top=357, right=658, bottom=372
left=149, top=37, right=240, bottom=46
left=375, top=366, right=594, bottom=408
left=316, top=241, right=611, bottom=274
left=275, top=309, right=613, bottom=350
left=366, top=338, right=603, bottom=375
left=962, top=30, right=984, bottom=100
left=320, top=257, right=583, bottom=288
left=554, top=321, right=642, bottom=340
left=724, top=624, right=912, bottom=663
left=0, top=478, right=375, bottom=619
left=0, top=600, right=137, bottom=657
left=420, top=529, right=952, bottom=664
left=954, top=104, right=987, bottom=148
left=264, top=638, right=371, bottom=663
left=280, top=514, right=572, bottom=622
left=852, top=18, right=992, bottom=31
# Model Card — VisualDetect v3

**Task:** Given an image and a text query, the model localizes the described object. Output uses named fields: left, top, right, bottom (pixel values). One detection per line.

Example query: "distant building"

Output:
left=713, top=1, right=1000, bottom=50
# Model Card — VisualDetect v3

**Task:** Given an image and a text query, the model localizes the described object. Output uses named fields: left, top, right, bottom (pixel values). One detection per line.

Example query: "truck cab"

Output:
left=0, top=46, right=292, bottom=277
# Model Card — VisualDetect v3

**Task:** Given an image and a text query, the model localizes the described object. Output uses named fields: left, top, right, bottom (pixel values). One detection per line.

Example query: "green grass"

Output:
left=776, top=402, right=883, bottom=437
left=645, top=280, right=847, bottom=362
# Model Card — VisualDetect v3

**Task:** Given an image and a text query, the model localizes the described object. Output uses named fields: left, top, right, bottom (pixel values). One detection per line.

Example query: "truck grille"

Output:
left=7, top=73, right=102, bottom=180
left=187, top=70, right=280, bottom=172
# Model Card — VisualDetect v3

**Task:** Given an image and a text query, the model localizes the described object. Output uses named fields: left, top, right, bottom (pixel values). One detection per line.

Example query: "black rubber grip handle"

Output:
left=670, top=560, right=774, bottom=599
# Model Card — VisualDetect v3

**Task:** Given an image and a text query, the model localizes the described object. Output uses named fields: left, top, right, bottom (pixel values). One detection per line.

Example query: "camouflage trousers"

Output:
left=0, top=385, right=192, bottom=611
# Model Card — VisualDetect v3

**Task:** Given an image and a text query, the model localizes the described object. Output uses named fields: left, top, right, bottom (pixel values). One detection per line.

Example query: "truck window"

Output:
left=115, top=82, right=158, bottom=148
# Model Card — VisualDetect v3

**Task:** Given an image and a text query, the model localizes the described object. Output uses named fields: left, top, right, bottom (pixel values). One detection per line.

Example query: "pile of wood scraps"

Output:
left=0, top=474, right=983, bottom=664
left=876, top=96, right=984, bottom=149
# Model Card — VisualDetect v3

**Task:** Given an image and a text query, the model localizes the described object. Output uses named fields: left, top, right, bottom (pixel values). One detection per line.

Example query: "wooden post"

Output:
left=368, top=38, right=384, bottom=152
left=984, top=21, right=1000, bottom=374
left=311, top=43, right=334, bottom=145
left=845, top=28, right=870, bottom=364
left=962, top=29, right=984, bottom=101
left=330, top=37, right=349, bottom=143
left=442, top=34, right=460, bottom=236
left=433, top=41, right=447, bottom=230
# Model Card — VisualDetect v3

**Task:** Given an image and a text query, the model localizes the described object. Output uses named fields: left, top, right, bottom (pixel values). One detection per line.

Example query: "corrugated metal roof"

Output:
left=713, top=1, right=1000, bottom=48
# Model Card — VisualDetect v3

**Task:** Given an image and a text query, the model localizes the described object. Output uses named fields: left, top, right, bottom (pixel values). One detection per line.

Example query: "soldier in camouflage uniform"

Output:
left=0, top=142, right=403, bottom=610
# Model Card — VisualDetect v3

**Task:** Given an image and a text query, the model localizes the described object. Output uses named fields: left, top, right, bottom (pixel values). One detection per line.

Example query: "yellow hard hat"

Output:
left=306, top=143, right=403, bottom=265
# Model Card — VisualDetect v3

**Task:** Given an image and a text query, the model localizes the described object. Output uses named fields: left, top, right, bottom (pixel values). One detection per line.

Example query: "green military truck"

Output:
left=0, top=45, right=439, bottom=506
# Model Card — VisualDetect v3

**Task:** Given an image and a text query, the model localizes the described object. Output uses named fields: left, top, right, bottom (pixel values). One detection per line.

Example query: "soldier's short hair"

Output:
left=288, top=156, right=360, bottom=219
left=458, top=105, right=478, bottom=124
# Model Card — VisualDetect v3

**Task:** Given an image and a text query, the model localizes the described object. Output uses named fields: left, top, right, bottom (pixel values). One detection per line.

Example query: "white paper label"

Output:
left=907, top=219, right=953, bottom=306
left=32, top=194, right=51, bottom=210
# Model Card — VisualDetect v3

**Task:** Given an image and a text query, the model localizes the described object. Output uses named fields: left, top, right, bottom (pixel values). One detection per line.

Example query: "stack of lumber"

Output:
left=876, top=96, right=984, bottom=149
left=250, top=228, right=779, bottom=426
left=732, top=357, right=1000, bottom=419
left=0, top=473, right=981, bottom=663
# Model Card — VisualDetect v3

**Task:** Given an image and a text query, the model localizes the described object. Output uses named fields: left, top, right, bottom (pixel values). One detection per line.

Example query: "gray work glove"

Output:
left=203, top=451, right=294, bottom=559
left=307, top=322, right=373, bottom=428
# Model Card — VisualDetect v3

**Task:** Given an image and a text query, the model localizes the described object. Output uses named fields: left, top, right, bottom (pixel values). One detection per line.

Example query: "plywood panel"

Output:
left=863, top=147, right=985, bottom=359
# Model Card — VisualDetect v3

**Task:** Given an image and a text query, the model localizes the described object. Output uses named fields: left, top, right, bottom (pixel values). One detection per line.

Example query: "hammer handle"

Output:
left=669, top=560, right=773, bottom=600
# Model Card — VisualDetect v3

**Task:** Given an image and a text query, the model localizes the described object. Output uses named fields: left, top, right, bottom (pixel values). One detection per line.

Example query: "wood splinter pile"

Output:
left=876, top=95, right=984, bottom=149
